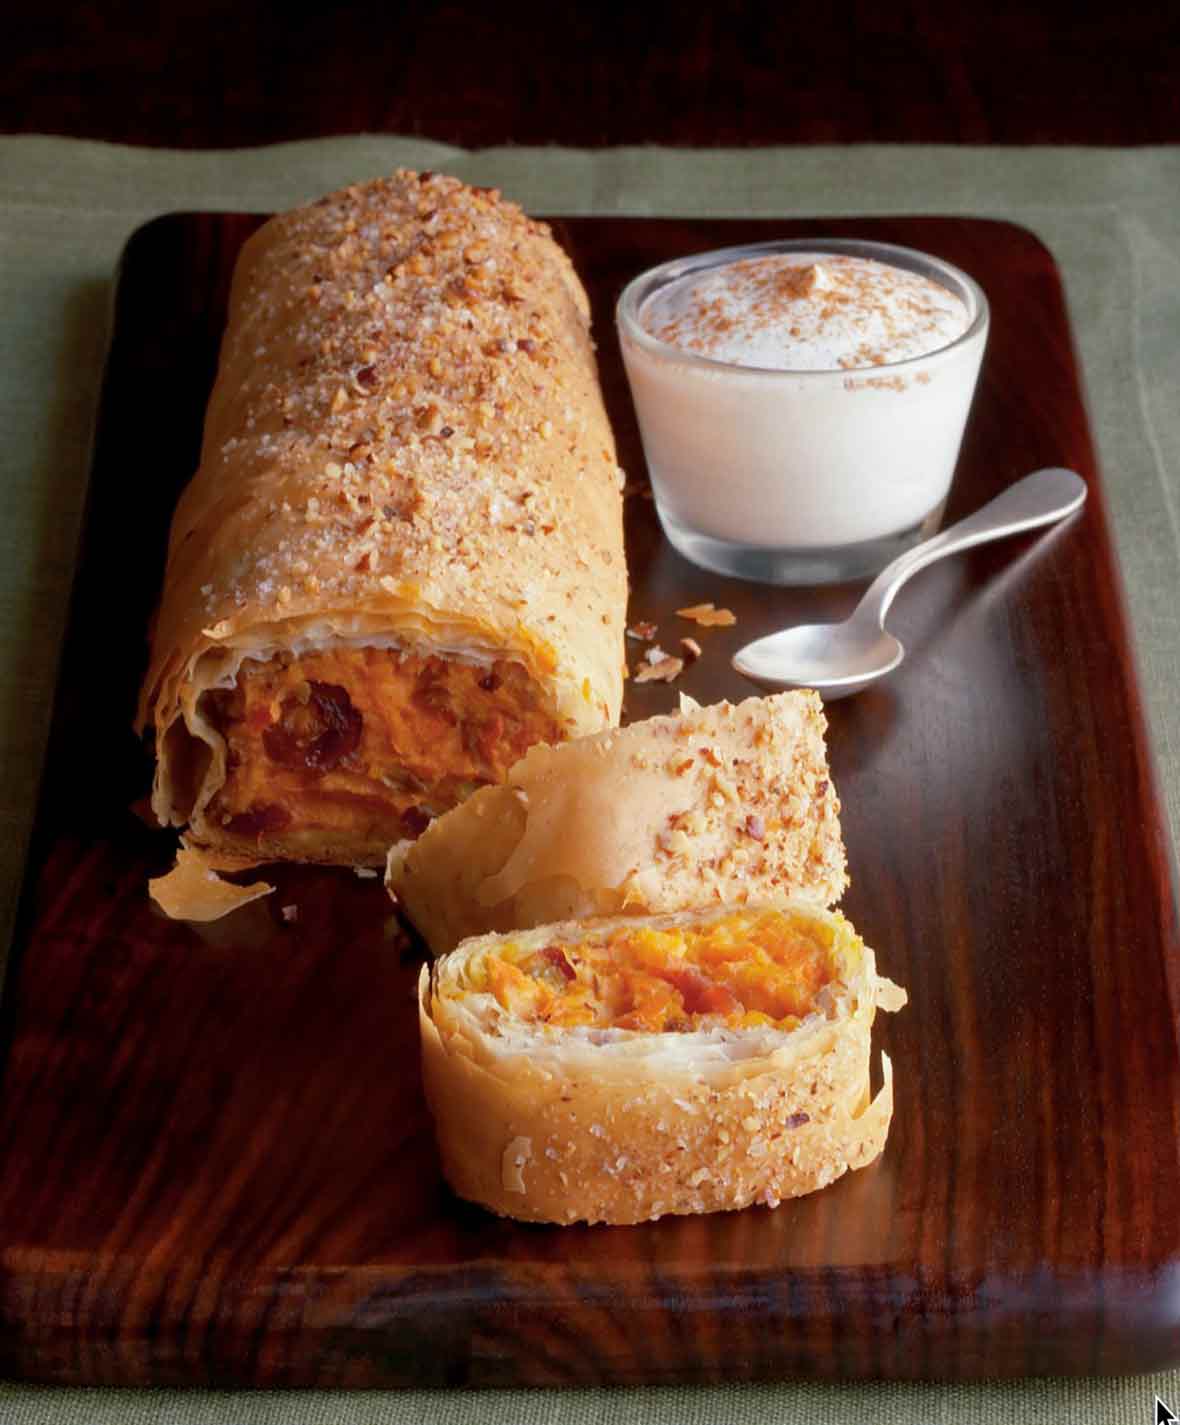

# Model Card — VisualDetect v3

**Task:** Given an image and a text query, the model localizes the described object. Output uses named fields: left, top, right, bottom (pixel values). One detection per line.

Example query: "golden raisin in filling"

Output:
left=204, top=645, right=560, bottom=853
left=480, top=909, right=849, bottom=1034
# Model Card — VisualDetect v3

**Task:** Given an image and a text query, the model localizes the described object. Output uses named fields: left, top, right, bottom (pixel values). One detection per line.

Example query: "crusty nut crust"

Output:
left=389, top=691, right=847, bottom=955
left=137, top=170, right=626, bottom=864
left=420, top=902, right=905, bottom=1225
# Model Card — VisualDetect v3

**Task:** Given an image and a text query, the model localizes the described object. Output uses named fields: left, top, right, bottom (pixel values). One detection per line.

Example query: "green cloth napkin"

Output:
left=2, top=135, right=1179, bottom=1423
left=0, top=1379, right=1177, bottom=1423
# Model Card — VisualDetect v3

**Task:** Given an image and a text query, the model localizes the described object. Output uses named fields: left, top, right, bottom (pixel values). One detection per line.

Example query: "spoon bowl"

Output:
left=733, top=621, right=904, bottom=698
left=731, top=467, right=1087, bottom=698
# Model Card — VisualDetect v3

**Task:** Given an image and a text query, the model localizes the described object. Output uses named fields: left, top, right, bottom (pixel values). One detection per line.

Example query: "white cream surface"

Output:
left=621, top=248, right=988, bottom=549
left=641, top=254, right=971, bottom=373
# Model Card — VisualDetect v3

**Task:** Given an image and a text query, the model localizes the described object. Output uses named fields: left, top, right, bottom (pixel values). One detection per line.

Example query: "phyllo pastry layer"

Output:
left=420, top=901, right=905, bottom=1225
left=390, top=690, right=847, bottom=954
left=138, top=169, right=626, bottom=867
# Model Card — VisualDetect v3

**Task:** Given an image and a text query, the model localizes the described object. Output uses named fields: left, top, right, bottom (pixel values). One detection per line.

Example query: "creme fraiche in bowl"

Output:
left=616, top=238, right=989, bottom=584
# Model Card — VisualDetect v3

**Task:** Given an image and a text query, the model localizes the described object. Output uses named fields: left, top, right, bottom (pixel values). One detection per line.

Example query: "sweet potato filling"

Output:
left=479, top=908, right=852, bottom=1033
left=202, top=645, right=560, bottom=855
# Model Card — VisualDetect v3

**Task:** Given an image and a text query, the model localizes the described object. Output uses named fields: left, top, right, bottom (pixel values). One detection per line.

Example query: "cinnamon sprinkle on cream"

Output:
left=643, top=253, right=970, bottom=372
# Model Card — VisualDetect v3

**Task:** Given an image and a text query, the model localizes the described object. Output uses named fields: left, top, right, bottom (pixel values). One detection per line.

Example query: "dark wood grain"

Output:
left=5, top=0, right=1180, bottom=147
left=0, top=212, right=1177, bottom=1386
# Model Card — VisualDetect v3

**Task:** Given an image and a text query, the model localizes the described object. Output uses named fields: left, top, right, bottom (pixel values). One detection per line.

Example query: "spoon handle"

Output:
left=862, top=467, right=1087, bottom=625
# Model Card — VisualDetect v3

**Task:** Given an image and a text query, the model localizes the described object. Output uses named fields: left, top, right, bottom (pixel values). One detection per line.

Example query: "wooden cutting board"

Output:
left=0, top=213, right=1177, bottom=1387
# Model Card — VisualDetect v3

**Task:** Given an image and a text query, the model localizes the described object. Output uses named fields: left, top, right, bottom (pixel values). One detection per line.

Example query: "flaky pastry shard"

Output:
left=137, top=170, right=626, bottom=868
left=388, top=690, right=847, bottom=955
left=420, top=900, right=905, bottom=1225
left=147, top=847, right=275, bottom=922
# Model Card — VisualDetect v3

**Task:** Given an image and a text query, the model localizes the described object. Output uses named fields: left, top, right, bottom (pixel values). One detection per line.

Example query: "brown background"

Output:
left=4, top=0, right=1179, bottom=148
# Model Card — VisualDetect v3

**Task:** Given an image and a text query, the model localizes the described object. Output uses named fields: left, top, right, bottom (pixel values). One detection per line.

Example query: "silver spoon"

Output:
left=732, top=467, right=1087, bottom=698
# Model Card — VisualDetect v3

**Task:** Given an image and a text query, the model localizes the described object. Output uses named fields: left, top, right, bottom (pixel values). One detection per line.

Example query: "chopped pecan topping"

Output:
left=634, top=656, right=684, bottom=684
left=677, top=603, right=737, bottom=627
left=626, top=620, right=658, bottom=641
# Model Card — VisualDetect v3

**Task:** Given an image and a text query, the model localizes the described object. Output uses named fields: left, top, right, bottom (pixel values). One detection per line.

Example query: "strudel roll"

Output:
left=419, top=901, right=905, bottom=1225
left=388, top=690, right=847, bottom=955
left=137, top=171, right=626, bottom=867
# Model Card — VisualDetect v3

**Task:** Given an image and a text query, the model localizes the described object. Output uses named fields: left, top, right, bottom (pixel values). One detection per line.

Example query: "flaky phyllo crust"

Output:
left=420, top=901, right=905, bottom=1225
left=389, top=690, right=848, bottom=954
left=136, top=170, right=626, bottom=865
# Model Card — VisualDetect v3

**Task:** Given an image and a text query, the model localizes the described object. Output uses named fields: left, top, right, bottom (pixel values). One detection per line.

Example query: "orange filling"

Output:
left=203, top=645, right=560, bottom=854
left=479, top=908, right=849, bottom=1033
